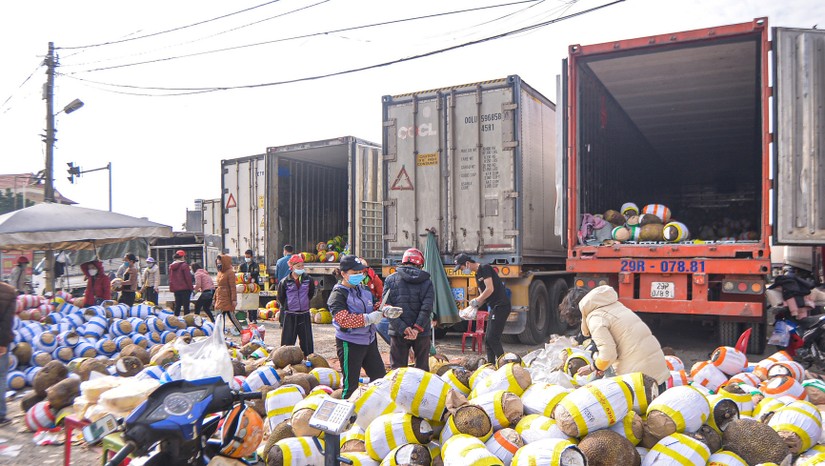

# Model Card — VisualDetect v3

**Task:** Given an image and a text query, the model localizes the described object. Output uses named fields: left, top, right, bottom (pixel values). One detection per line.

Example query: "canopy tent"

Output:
left=0, top=203, right=172, bottom=251
left=422, top=230, right=461, bottom=327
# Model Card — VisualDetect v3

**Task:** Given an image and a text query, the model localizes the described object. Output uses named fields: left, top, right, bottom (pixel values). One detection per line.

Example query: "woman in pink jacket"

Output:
left=192, top=263, right=215, bottom=322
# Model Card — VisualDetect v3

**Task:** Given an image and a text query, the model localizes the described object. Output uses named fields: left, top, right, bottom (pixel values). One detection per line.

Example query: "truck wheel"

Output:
left=547, top=279, right=568, bottom=336
left=518, top=280, right=550, bottom=345
left=718, top=319, right=738, bottom=348
left=744, top=322, right=767, bottom=355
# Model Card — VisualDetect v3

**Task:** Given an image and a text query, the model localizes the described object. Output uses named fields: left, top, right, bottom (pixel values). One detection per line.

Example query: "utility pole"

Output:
left=44, top=42, right=56, bottom=293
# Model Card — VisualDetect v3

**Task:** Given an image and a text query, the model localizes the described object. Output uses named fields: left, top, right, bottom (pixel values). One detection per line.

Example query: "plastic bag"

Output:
left=768, top=320, right=791, bottom=347
left=176, top=313, right=234, bottom=383
left=241, top=323, right=266, bottom=346
left=459, top=306, right=477, bottom=320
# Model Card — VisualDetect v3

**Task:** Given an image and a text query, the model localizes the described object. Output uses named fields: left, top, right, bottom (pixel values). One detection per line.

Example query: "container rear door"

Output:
left=447, top=84, right=517, bottom=256
left=773, top=27, right=825, bottom=244
left=383, top=95, right=444, bottom=255
left=222, top=155, right=267, bottom=259
left=351, top=140, right=383, bottom=263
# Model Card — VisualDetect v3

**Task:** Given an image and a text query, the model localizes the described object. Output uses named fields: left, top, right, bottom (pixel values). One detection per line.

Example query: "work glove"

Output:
left=364, top=311, right=384, bottom=326
left=382, top=305, right=403, bottom=319
left=470, top=299, right=480, bottom=308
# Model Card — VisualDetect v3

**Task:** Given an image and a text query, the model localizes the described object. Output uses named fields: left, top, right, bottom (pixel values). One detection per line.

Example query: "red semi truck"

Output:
left=564, top=18, right=825, bottom=353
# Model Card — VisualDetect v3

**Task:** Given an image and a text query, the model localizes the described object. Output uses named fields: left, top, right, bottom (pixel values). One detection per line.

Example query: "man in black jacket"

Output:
left=0, top=282, right=16, bottom=425
left=239, top=249, right=260, bottom=324
left=384, top=248, right=434, bottom=371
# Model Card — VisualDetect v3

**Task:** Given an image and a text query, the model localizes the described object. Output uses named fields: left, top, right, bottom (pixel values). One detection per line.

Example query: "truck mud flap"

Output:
left=503, top=306, right=527, bottom=335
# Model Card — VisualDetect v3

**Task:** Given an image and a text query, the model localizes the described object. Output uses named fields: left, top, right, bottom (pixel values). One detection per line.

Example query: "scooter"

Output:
left=84, top=377, right=262, bottom=466
left=767, top=281, right=825, bottom=369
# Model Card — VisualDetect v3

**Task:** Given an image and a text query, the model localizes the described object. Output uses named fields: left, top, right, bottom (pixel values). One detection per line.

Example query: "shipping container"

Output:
left=201, top=199, right=222, bottom=237
left=382, top=76, right=568, bottom=344
left=564, top=18, right=825, bottom=352
left=222, top=136, right=382, bottom=298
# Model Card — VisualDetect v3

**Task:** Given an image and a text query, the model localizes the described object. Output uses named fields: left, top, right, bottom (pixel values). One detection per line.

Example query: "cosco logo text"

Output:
left=398, top=123, right=436, bottom=139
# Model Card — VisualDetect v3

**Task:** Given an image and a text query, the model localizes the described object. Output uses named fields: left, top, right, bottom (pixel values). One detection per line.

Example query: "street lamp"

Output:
left=62, top=99, right=84, bottom=115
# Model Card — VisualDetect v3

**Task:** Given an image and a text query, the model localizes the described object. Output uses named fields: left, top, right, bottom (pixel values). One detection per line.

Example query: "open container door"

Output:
left=773, top=27, right=825, bottom=245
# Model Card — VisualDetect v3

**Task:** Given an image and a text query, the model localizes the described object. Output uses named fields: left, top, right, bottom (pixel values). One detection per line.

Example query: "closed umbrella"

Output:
left=422, top=230, right=461, bottom=327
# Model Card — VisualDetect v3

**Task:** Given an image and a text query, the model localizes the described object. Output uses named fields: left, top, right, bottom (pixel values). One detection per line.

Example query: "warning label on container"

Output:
left=225, top=193, right=237, bottom=209
left=391, top=165, right=414, bottom=191
left=416, top=152, right=438, bottom=166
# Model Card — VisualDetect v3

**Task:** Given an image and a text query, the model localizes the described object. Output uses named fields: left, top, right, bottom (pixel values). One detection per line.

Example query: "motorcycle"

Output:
left=84, top=377, right=262, bottom=466
left=767, top=281, right=825, bottom=370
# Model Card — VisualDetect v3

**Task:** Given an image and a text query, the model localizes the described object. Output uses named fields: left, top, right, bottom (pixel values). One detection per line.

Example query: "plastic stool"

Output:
left=64, top=416, right=90, bottom=466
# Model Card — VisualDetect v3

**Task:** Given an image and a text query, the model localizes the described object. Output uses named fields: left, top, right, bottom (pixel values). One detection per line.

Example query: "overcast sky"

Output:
left=1, top=0, right=822, bottom=229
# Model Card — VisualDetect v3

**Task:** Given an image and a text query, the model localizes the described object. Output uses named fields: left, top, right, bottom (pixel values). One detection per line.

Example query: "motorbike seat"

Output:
left=798, top=315, right=825, bottom=331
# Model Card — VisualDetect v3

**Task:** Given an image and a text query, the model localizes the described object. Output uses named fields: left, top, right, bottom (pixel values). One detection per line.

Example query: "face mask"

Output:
left=293, top=269, right=305, bottom=276
left=89, top=269, right=98, bottom=276
left=245, top=257, right=252, bottom=263
left=123, top=261, right=129, bottom=267
left=217, top=264, right=222, bottom=271
left=147, top=263, right=155, bottom=268
left=463, top=268, right=471, bottom=275
left=347, top=273, right=365, bottom=286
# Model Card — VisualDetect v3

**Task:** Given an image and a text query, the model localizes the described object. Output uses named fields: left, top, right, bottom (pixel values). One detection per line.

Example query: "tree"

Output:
left=0, top=188, right=35, bottom=215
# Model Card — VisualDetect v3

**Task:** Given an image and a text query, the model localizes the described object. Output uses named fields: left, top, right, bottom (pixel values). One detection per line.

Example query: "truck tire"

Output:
left=547, top=279, right=568, bottom=336
left=718, top=319, right=738, bottom=348
left=744, top=321, right=767, bottom=355
left=518, top=280, right=550, bottom=345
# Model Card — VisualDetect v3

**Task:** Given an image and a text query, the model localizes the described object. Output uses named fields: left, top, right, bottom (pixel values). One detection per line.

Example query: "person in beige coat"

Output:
left=564, top=285, right=669, bottom=386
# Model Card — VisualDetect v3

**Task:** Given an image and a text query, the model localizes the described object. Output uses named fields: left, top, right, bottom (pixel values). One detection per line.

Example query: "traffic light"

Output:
left=67, top=162, right=81, bottom=183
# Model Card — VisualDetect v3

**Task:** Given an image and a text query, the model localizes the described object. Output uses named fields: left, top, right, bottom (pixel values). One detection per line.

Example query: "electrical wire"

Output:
left=59, top=0, right=623, bottom=94
left=57, top=0, right=286, bottom=50
left=61, top=0, right=331, bottom=68
left=0, top=63, right=44, bottom=114
left=65, top=0, right=542, bottom=74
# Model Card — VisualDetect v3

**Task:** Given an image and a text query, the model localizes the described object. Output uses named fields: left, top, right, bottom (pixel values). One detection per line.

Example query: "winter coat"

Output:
left=194, top=269, right=215, bottom=292
left=142, top=265, right=160, bottom=288
left=81, top=260, right=112, bottom=305
left=9, top=264, right=27, bottom=294
left=240, top=260, right=260, bottom=283
left=168, top=260, right=194, bottom=292
left=214, top=255, right=237, bottom=312
left=0, top=282, right=16, bottom=347
left=277, top=273, right=315, bottom=314
left=383, top=265, right=434, bottom=337
left=579, top=285, right=669, bottom=384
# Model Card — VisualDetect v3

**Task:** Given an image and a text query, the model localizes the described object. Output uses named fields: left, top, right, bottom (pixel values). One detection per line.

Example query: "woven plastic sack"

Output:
left=175, top=313, right=232, bottom=383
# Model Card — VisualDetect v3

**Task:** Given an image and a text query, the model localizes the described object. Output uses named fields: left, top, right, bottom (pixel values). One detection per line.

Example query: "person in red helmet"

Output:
left=168, top=250, right=194, bottom=316
left=8, top=256, right=30, bottom=295
left=383, top=248, right=434, bottom=371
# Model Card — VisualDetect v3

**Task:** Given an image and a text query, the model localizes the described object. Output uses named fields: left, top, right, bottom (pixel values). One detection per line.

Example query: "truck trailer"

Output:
left=221, top=136, right=383, bottom=299
left=563, top=18, right=825, bottom=353
left=381, top=76, right=566, bottom=345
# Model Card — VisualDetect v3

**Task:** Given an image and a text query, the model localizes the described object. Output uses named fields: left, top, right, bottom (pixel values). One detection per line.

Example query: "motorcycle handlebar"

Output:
left=236, top=391, right=262, bottom=401
left=105, top=441, right=137, bottom=466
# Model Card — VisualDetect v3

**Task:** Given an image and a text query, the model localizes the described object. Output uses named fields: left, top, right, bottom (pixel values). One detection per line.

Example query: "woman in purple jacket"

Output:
left=327, top=255, right=386, bottom=399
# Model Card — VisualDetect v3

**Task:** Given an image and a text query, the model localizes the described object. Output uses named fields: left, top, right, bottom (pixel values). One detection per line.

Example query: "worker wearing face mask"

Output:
left=140, top=257, right=160, bottom=305
left=239, top=249, right=260, bottom=324
left=81, top=260, right=112, bottom=306
left=277, top=255, right=315, bottom=356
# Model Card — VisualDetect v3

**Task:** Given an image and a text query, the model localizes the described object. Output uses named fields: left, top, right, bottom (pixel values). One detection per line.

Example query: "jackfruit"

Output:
left=579, top=429, right=640, bottom=466
left=721, top=418, right=792, bottom=465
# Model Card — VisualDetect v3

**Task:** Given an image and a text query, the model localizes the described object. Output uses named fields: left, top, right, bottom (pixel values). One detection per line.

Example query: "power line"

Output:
left=0, top=63, right=44, bottom=114
left=57, top=0, right=286, bottom=50
left=65, top=0, right=542, bottom=74
left=59, top=0, right=623, bottom=94
left=61, top=0, right=331, bottom=68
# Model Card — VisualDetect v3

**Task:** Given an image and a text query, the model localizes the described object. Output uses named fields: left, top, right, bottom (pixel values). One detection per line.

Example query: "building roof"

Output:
left=0, top=173, right=76, bottom=205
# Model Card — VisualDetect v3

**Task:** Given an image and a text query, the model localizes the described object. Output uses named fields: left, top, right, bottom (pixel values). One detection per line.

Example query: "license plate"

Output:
left=651, top=282, right=675, bottom=299
left=452, top=288, right=465, bottom=302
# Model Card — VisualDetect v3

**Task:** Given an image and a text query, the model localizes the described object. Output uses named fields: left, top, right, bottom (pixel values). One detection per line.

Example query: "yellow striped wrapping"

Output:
left=646, top=386, right=710, bottom=433
left=753, top=396, right=788, bottom=420
left=619, top=372, right=656, bottom=414
left=521, top=383, right=569, bottom=417
left=716, top=390, right=754, bottom=417
left=511, top=438, right=580, bottom=466
left=608, top=411, right=642, bottom=446
left=310, top=367, right=342, bottom=389
left=556, top=378, right=633, bottom=436
left=441, top=369, right=470, bottom=396
left=265, top=384, right=305, bottom=431
left=644, top=433, right=710, bottom=466
left=380, top=444, right=430, bottom=466
left=515, top=414, right=571, bottom=444
left=767, top=400, right=822, bottom=453
left=389, top=367, right=451, bottom=421
left=469, top=390, right=520, bottom=430
left=427, top=441, right=441, bottom=463
left=291, top=393, right=324, bottom=416
left=364, top=413, right=431, bottom=461
left=470, top=363, right=529, bottom=399
left=275, top=436, right=325, bottom=466
left=706, top=450, right=747, bottom=466
left=706, top=394, right=740, bottom=434
left=340, top=424, right=365, bottom=448
left=341, top=452, right=379, bottom=466
left=353, top=379, right=398, bottom=430
left=797, top=452, right=825, bottom=466
left=442, top=434, right=504, bottom=466
left=470, top=364, right=497, bottom=391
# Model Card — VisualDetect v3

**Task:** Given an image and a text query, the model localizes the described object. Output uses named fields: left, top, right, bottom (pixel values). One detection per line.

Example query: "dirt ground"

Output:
left=0, top=316, right=773, bottom=465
